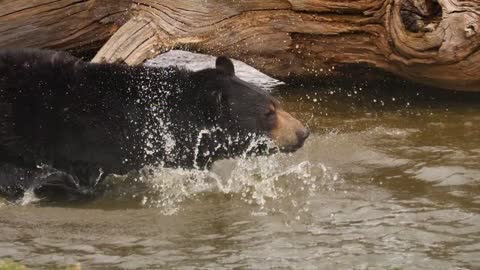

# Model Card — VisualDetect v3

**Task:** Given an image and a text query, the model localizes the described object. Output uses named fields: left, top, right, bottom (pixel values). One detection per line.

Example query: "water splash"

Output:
left=104, top=151, right=340, bottom=216
left=17, top=165, right=74, bottom=205
left=192, top=127, right=222, bottom=170
left=19, top=188, right=41, bottom=206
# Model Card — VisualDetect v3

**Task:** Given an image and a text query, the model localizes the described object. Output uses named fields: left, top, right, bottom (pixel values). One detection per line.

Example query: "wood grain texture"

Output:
left=91, top=0, right=480, bottom=91
left=0, top=0, right=131, bottom=51
left=1, top=0, right=479, bottom=91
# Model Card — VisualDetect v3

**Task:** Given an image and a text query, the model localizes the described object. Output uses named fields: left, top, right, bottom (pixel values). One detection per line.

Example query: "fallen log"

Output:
left=0, top=0, right=130, bottom=52
left=1, top=0, right=479, bottom=92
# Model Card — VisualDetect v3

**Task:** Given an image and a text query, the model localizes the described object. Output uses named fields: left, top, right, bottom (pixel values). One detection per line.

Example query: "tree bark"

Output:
left=0, top=0, right=131, bottom=52
left=1, top=0, right=479, bottom=92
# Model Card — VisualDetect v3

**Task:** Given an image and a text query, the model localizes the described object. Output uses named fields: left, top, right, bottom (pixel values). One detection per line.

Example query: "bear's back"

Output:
left=0, top=49, right=83, bottom=98
left=0, top=49, right=192, bottom=177
left=0, top=49, right=140, bottom=175
left=0, top=48, right=80, bottom=66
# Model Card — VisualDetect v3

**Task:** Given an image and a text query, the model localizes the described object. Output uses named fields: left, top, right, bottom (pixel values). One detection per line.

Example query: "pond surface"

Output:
left=1, top=51, right=479, bottom=269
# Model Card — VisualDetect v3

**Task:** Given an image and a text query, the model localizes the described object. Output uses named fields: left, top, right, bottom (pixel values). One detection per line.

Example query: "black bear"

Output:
left=0, top=49, right=309, bottom=201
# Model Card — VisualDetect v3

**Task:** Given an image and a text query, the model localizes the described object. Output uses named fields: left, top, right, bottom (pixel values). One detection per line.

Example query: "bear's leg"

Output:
left=0, top=163, right=106, bottom=202
left=34, top=161, right=108, bottom=202
left=32, top=170, right=99, bottom=201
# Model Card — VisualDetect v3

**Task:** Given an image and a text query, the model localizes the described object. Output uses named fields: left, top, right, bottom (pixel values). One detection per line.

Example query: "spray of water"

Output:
left=100, top=133, right=340, bottom=217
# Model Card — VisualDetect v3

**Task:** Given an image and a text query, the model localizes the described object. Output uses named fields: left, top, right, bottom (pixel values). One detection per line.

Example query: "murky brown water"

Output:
left=1, top=51, right=479, bottom=269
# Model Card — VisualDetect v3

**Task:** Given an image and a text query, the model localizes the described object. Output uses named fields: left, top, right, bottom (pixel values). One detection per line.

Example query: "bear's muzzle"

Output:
left=270, top=109, right=309, bottom=152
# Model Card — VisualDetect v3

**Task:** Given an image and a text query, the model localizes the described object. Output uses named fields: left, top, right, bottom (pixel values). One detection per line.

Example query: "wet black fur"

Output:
left=0, top=49, right=277, bottom=201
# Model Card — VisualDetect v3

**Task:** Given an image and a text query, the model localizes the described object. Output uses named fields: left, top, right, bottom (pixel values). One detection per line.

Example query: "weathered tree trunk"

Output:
left=1, top=0, right=479, bottom=92
left=0, top=0, right=130, bottom=52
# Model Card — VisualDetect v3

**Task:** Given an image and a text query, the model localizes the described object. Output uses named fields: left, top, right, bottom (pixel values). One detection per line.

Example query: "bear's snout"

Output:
left=270, top=109, right=309, bottom=152
left=296, top=128, right=310, bottom=145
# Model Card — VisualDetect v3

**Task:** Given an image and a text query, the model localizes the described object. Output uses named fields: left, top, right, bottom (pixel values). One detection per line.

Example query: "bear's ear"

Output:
left=216, top=56, right=235, bottom=75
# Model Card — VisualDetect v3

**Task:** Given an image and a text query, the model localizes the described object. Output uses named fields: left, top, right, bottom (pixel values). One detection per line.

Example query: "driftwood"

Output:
left=0, top=0, right=130, bottom=52
left=1, top=0, right=479, bottom=92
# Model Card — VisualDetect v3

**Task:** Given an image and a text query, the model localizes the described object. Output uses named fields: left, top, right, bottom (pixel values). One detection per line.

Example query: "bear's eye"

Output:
left=265, top=108, right=275, bottom=118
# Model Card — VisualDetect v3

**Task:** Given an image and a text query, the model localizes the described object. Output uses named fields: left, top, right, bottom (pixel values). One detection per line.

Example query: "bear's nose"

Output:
left=296, top=128, right=310, bottom=144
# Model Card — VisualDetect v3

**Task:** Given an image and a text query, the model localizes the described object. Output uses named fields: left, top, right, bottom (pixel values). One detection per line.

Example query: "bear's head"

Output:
left=184, top=56, right=309, bottom=166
